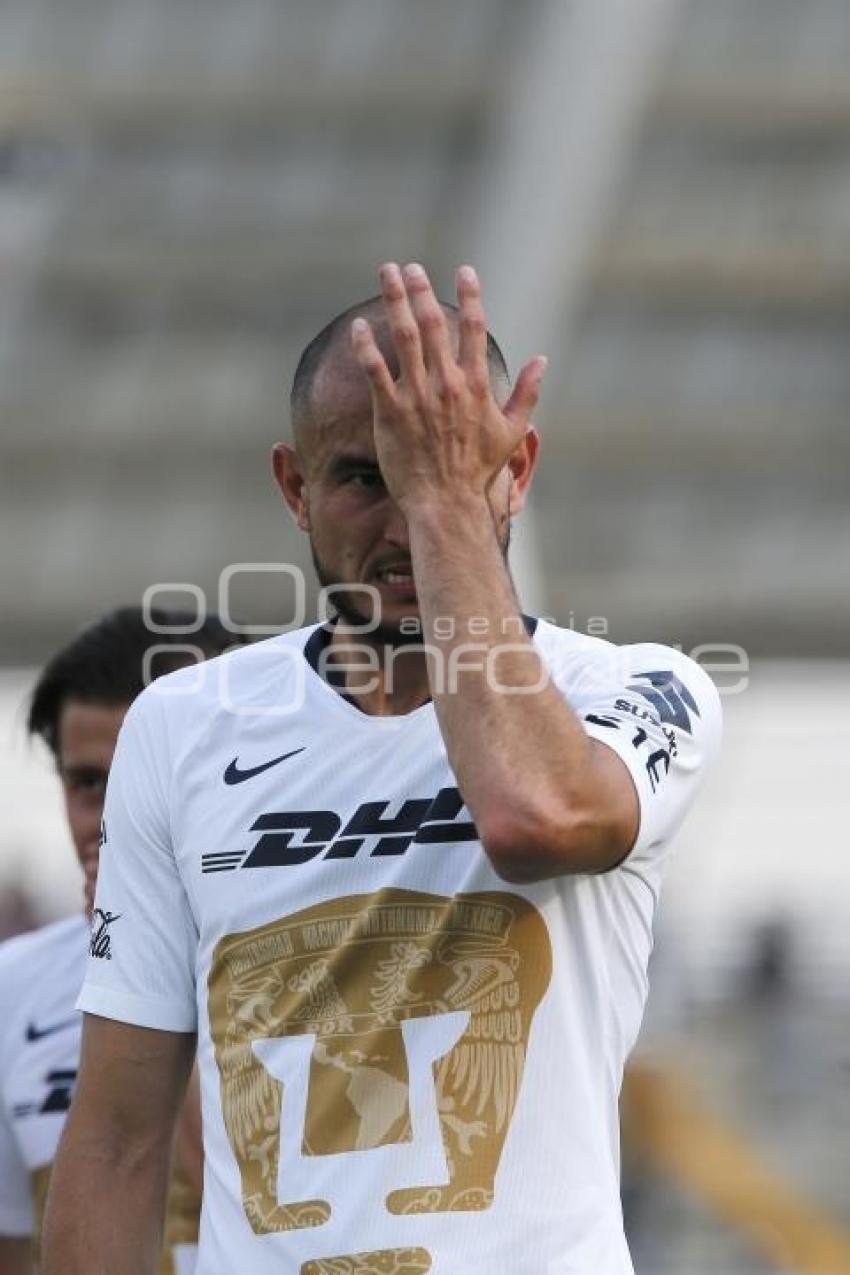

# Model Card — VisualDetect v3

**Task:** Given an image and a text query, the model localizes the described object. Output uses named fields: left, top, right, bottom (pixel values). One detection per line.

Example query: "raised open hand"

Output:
left=351, top=262, right=547, bottom=513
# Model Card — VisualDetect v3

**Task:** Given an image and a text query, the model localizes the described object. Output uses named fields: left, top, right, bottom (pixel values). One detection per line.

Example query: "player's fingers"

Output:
left=351, top=317, right=396, bottom=409
left=456, top=265, right=489, bottom=389
left=503, top=356, right=548, bottom=431
left=379, top=261, right=427, bottom=391
left=402, top=262, right=457, bottom=386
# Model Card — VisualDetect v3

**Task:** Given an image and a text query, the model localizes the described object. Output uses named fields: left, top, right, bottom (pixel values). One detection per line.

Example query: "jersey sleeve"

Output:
left=560, top=642, right=722, bottom=873
left=77, top=688, right=197, bottom=1032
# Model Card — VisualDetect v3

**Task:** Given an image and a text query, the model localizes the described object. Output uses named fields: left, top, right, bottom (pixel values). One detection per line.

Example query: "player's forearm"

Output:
left=41, top=1117, right=170, bottom=1275
left=407, top=494, right=607, bottom=878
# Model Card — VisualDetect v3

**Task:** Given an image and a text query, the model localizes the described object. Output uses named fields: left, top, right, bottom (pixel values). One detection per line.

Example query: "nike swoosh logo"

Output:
left=26, top=1017, right=79, bottom=1043
left=223, top=747, right=306, bottom=785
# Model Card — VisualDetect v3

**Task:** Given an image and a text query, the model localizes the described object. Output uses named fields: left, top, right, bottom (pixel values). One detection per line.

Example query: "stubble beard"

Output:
left=309, top=509, right=513, bottom=647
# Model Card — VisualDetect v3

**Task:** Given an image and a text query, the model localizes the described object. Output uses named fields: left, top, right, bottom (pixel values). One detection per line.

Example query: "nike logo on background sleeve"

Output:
left=26, top=1017, right=79, bottom=1043
left=223, top=748, right=306, bottom=785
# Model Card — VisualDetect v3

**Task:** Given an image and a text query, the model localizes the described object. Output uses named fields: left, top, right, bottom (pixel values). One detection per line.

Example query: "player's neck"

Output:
left=327, top=625, right=431, bottom=716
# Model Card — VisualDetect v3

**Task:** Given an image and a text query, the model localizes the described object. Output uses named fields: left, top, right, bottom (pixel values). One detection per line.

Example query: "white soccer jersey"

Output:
left=80, top=620, right=721, bottom=1275
left=0, top=915, right=199, bottom=1275
left=0, top=915, right=86, bottom=1245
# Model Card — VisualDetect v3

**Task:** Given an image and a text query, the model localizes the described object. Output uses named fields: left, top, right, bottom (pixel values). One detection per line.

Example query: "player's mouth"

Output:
left=373, top=563, right=417, bottom=597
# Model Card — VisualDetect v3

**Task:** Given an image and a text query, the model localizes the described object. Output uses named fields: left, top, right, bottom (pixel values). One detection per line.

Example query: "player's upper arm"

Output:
left=41, top=1016, right=196, bottom=1275
left=71, top=1014, right=195, bottom=1151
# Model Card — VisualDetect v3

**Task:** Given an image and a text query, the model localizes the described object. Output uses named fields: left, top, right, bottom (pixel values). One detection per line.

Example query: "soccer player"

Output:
left=46, top=264, right=721, bottom=1274
left=0, top=607, right=237, bottom=1275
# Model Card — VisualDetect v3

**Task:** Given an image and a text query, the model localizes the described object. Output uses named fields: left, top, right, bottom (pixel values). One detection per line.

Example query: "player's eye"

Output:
left=64, top=768, right=108, bottom=797
left=347, top=470, right=383, bottom=490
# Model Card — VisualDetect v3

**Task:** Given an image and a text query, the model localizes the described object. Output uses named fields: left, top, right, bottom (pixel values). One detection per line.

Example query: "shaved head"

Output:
left=290, top=294, right=511, bottom=455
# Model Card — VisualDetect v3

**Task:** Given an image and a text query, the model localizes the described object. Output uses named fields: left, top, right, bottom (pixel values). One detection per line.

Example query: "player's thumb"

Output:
left=503, top=356, right=548, bottom=428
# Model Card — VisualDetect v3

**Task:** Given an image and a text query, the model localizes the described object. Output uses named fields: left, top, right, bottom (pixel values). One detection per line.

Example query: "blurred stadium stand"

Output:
left=1, top=0, right=849, bottom=658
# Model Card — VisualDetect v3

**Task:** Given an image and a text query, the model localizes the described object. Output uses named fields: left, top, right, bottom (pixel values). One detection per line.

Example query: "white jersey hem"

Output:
left=77, top=985, right=196, bottom=1034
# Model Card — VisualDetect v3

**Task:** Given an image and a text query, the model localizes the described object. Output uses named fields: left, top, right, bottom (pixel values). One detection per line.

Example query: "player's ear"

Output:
left=507, top=426, right=540, bottom=517
left=271, top=444, right=310, bottom=531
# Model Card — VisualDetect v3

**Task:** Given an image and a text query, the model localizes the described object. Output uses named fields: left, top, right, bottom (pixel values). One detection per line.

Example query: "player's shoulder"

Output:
left=126, top=625, right=320, bottom=730
left=0, top=916, right=87, bottom=1043
left=615, top=639, right=722, bottom=731
left=534, top=620, right=722, bottom=732
left=0, top=914, right=85, bottom=978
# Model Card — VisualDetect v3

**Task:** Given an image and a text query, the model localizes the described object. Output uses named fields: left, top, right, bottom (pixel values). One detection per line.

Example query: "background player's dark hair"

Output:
left=290, top=294, right=511, bottom=435
left=28, top=606, right=240, bottom=756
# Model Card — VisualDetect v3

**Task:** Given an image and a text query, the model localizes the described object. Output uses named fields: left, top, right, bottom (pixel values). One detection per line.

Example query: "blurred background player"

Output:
left=0, top=607, right=238, bottom=1275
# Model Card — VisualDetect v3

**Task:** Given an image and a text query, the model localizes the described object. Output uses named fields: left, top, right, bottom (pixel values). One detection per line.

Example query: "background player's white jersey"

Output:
left=0, top=916, right=85, bottom=1244
left=0, top=915, right=199, bottom=1275
left=80, top=620, right=721, bottom=1275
